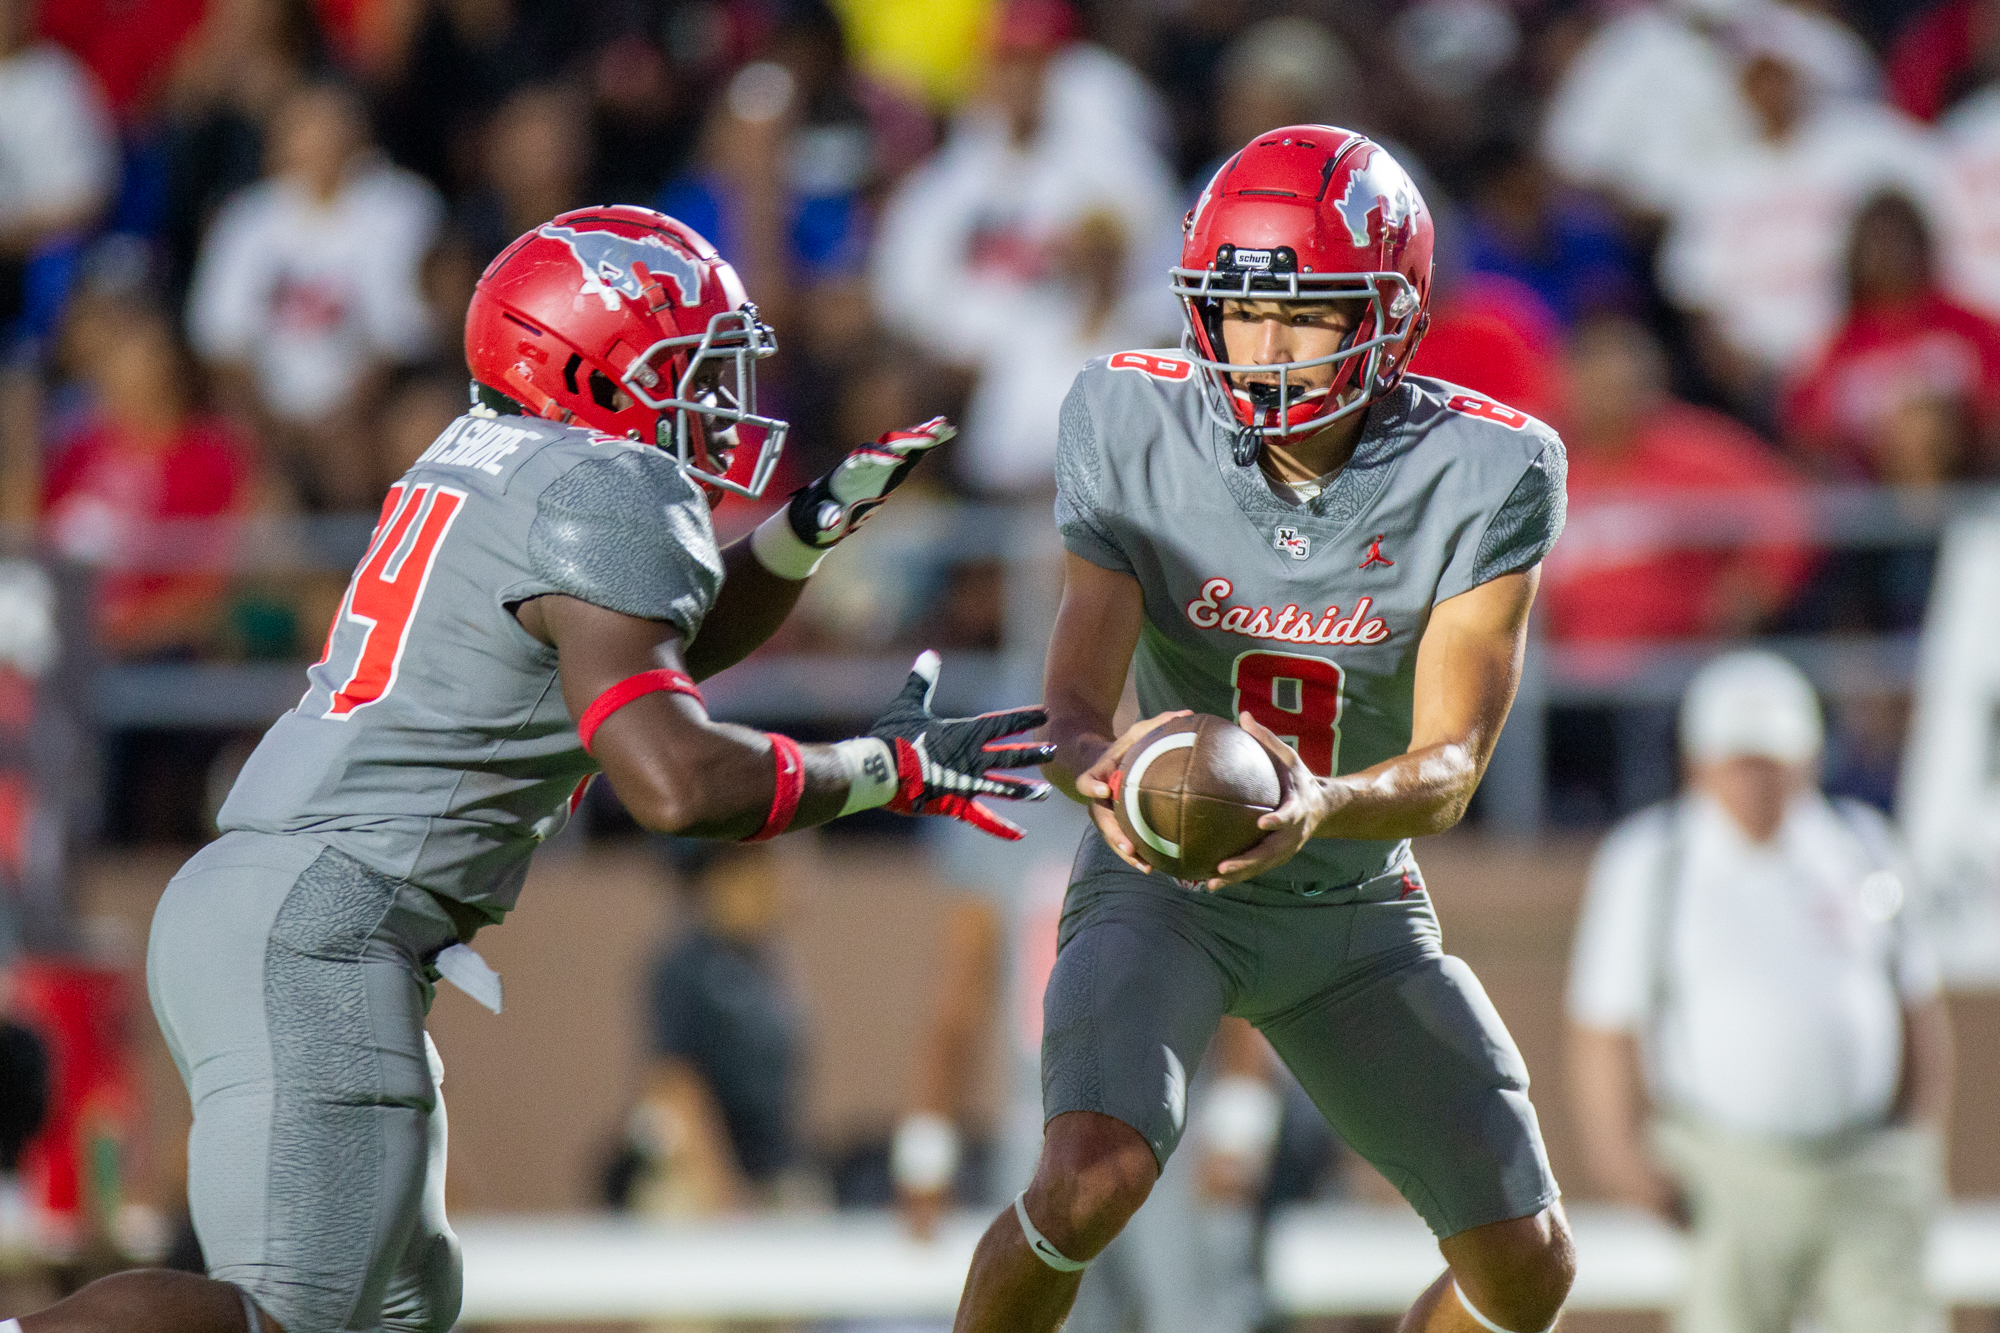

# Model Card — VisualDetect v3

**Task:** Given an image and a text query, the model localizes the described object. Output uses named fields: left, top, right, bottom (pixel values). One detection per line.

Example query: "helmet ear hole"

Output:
left=562, top=354, right=583, bottom=395
left=587, top=368, right=624, bottom=411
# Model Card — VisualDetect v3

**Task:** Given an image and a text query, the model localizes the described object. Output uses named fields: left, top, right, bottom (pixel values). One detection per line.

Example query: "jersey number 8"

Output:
left=1231, top=650, right=1344, bottom=777
left=320, top=482, right=466, bottom=719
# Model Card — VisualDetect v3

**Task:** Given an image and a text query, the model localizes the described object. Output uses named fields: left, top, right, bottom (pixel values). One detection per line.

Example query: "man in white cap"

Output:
left=1565, top=649, right=1953, bottom=1333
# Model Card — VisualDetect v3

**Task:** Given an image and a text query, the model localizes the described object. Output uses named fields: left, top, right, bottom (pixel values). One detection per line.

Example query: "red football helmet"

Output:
left=1174, top=127, right=1434, bottom=452
left=464, top=205, right=789, bottom=499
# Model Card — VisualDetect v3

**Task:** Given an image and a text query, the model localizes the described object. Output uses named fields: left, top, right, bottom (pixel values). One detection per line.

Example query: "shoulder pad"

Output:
left=525, top=446, right=722, bottom=637
left=1401, top=374, right=1555, bottom=441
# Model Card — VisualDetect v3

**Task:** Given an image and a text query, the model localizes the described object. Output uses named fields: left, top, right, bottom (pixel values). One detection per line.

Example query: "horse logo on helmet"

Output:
left=1332, top=149, right=1423, bottom=258
left=537, top=223, right=707, bottom=313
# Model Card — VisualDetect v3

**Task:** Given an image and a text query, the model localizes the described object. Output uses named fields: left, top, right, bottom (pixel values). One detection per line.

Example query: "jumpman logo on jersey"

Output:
left=1359, top=535, right=1395, bottom=570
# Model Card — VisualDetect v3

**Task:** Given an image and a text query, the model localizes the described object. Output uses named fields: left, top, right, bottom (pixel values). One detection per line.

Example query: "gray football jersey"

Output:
left=1056, top=351, right=1566, bottom=890
left=218, top=412, right=724, bottom=916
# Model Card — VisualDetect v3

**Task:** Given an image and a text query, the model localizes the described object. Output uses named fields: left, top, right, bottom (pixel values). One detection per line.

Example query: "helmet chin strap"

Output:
left=471, top=381, right=525, bottom=416
left=1232, top=426, right=1260, bottom=467
left=1226, top=379, right=1342, bottom=466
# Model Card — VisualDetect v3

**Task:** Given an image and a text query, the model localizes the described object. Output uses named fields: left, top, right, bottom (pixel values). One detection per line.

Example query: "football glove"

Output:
left=751, top=417, right=955, bottom=578
left=867, top=650, right=1054, bottom=840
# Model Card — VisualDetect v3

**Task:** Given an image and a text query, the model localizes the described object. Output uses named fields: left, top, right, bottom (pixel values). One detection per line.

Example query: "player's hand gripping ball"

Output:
left=1107, top=714, right=1284, bottom=884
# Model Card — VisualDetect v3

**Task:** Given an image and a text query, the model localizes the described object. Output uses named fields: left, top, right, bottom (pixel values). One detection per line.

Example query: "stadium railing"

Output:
left=445, top=1201, right=2000, bottom=1320
left=23, top=482, right=2000, bottom=828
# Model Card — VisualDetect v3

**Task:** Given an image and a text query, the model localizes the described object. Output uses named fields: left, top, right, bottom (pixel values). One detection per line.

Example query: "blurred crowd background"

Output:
left=1, top=0, right=1999, bottom=1325
left=2, top=0, right=1999, bottom=829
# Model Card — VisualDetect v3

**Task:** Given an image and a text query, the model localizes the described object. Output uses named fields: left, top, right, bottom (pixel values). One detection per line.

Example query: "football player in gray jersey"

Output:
left=950, top=133, right=1574, bottom=1333
left=16, top=208, right=1053, bottom=1333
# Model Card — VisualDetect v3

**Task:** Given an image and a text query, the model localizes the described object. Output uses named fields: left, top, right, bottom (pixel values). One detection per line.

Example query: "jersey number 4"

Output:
left=1231, top=650, right=1344, bottom=777
left=319, top=482, right=467, bottom=719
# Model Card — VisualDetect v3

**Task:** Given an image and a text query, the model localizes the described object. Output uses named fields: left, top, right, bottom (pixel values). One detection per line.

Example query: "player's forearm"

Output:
left=1313, top=568, right=1531, bottom=842
left=606, top=716, right=845, bottom=837
left=1041, top=556, right=1144, bottom=802
left=1042, top=695, right=1118, bottom=804
left=1310, top=739, right=1483, bottom=841
left=681, top=537, right=807, bottom=682
left=689, top=415, right=956, bottom=684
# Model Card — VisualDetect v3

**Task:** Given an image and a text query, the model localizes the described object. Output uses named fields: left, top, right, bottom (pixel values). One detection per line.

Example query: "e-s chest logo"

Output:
left=1274, top=526, right=1310, bottom=560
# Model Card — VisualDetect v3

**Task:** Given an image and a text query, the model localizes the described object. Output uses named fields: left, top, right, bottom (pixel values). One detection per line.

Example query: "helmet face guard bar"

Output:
left=621, top=306, right=790, bottom=499
left=1169, top=266, right=1422, bottom=444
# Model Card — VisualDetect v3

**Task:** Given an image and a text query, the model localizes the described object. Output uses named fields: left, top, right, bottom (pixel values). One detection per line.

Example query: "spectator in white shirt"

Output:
left=1567, top=650, right=1953, bottom=1333
left=1940, top=82, right=2000, bottom=318
left=187, top=80, right=442, bottom=508
left=869, top=0, right=1180, bottom=496
left=0, top=0, right=116, bottom=349
left=1656, top=26, right=1942, bottom=409
left=1541, top=0, right=1876, bottom=218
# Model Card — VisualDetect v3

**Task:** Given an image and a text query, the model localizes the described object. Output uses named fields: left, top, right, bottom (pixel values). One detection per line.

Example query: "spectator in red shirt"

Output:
left=1544, top=316, right=1816, bottom=645
left=1408, top=271, right=1568, bottom=427
left=1886, top=0, right=2000, bottom=123
left=41, top=303, right=255, bottom=659
left=1784, top=189, right=2000, bottom=481
left=37, top=0, right=204, bottom=121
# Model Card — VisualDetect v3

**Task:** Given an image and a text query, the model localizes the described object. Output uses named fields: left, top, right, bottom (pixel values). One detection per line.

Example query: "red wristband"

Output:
left=577, top=669, right=704, bottom=754
left=744, top=732, right=805, bottom=842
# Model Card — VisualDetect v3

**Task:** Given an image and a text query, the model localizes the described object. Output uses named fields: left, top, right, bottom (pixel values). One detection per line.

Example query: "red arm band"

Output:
left=744, top=732, right=805, bottom=842
left=577, top=669, right=704, bottom=755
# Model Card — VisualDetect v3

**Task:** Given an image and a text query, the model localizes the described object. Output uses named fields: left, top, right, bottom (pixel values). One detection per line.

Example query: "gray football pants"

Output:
left=146, top=831, right=462, bottom=1333
left=1044, top=836, right=1560, bottom=1240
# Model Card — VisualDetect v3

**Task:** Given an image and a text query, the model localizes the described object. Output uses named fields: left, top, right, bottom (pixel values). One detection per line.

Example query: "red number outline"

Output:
left=1230, top=649, right=1345, bottom=777
left=322, top=482, right=467, bottom=719
left=1445, top=393, right=1530, bottom=430
left=1109, top=351, right=1194, bottom=381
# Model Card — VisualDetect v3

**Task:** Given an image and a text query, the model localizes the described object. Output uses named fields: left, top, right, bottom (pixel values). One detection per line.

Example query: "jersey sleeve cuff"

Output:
left=752, top=509, right=828, bottom=580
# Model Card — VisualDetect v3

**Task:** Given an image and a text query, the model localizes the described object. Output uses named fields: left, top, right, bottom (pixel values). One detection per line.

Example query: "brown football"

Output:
left=1108, top=714, right=1284, bottom=882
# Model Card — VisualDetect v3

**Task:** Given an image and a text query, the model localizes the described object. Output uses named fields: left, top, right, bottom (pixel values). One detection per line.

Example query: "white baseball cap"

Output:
left=1680, top=650, right=1823, bottom=764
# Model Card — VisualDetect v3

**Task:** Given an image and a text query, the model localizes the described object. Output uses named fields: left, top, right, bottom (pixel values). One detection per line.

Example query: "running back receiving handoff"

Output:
left=947, top=129, right=1576, bottom=1333
left=219, top=412, right=717, bottom=917
left=17, top=206, right=1055, bottom=1333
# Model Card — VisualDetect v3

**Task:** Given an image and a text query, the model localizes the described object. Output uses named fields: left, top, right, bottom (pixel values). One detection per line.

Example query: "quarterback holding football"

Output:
left=12, top=207, right=1052, bottom=1333
left=950, top=129, right=1575, bottom=1333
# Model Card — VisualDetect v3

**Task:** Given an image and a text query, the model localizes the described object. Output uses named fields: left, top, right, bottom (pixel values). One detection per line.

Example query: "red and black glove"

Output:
left=789, top=416, right=954, bottom=547
left=866, top=651, right=1054, bottom=840
left=752, top=418, right=955, bottom=579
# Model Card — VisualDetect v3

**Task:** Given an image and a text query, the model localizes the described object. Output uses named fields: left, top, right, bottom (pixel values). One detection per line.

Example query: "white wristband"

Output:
left=751, top=509, right=827, bottom=580
left=891, top=1112, right=961, bottom=1193
left=1198, top=1074, right=1281, bottom=1160
left=833, top=737, right=898, bottom=816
